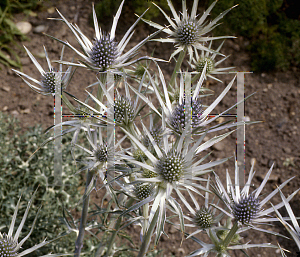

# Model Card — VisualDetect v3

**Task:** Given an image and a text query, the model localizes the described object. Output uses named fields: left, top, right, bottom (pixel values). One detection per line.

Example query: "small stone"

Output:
left=3, top=106, right=8, bottom=111
left=178, top=248, right=185, bottom=254
left=11, top=110, right=19, bottom=116
left=212, top=141, right=225, bottom=151
left=47, top=7, right=55, bottom=14
left=1, top=86, right=10, bottom=92
left=283, top=147, right=291, bottom=154
left=217, top=117, right=225, bottom=124
left=261, top=73, right=266, bottom=77
left=36, top=51, right=46, bottom=58
left=16, top=21, right=32, bottom=34
left=267, top=83, right=273, bottom=89
left=33, top=25, right=47, bottom=33
left=21, top=108, right=31, bottom=114
left=244, top=116, right=250, bottom=122
left=263, top=88, right=268, bottom=92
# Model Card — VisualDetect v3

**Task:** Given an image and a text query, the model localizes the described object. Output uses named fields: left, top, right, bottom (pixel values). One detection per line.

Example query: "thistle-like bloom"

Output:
left=0, top=190, right=66, bottom=257
left=120, top=114, right=233, bottom=244
left=211, top=161, right=298, bottom=228
left=12, top=46, right=72, bottom=95
left=52, top=1, right=164, bottom=71
left=184, top=178, right=222, bottom=238
left=189, top=41, right=234, bottom=83
left=169, top=97, right=203, bottom=135
left=143, top=0, right=236, bottom=61
left=114, top=95, right=135, bottom=127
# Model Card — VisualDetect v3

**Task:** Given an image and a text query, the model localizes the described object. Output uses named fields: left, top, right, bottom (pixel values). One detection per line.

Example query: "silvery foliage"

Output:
left=10, top=0, right=297, bottom=256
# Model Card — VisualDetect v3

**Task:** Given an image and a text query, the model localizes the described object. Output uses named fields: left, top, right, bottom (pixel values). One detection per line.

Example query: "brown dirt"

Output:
left=0, top=0, right=299, bottom=256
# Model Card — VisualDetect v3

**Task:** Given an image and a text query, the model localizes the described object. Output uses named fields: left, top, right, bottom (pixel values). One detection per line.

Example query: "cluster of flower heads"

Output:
left=9, top=0, right=298, bottom=256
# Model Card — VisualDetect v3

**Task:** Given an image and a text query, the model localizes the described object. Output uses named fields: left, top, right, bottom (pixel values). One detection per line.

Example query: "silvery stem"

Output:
left=74, top=170, right=93, bottom=256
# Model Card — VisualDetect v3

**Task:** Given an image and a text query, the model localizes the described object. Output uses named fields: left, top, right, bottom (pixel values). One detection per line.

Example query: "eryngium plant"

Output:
left=0, top=189, right=67, bottom=257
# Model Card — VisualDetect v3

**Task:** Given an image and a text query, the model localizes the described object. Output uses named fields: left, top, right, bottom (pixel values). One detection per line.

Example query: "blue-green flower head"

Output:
left=89, top=33, right=119, bottom=71
left=232, top=194, right=260, bottom=225
left=0, top=233, right=17, bottom=257
left=114, top=95, right=135, bottom=126
left=156, top=151, right=185, bottom=183
left=193, top=207, right=214, bottom=229
left=170, top=98, right=203, bottom=135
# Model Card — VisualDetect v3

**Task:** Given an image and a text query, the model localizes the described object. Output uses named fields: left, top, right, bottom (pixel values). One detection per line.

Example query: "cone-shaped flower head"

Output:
left=12, top=46, right=72, bottom=96
left=89, top=33, right=119, bottom=71
left=170, top=98, right=203, bottom=135
left=193, top=207, right=215, bottom=229
left=196, top=57, right=215, bottom=74
left=134, top=183, right=154, bottom=200
left=114, top=95, right=135, bottom=126
left=156, top=150, right=185, bottom=183
left=0, top=233, right=17, bottom=257
left=211, top=160, right=297, bottom=228
left=53, top=1, right=164, bottom=72
left=92, top=144, right=107, bottom=163
left=232, top=194, right=260, bottom=225
left=142, top=0, right=236, bottom=61
left=190, top=41, right=234, bottom=83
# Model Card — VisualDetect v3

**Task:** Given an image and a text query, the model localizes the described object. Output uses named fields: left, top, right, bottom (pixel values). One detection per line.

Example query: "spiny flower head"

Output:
left=232, top=194, right=260, bottom=225
left=92, top=144, right=107, bottom=163
left=176, top=19, right=199, bottom=46
left=134, top=183, right=154, bottom=200
left=193, top=207, right=214, bottom=229
left=133, top=149, right=148, bottom=162
left=142, top=169, right=157, bottom=178
left=196, top=57, right=215, bottom=74
left=142, top=127, right=163, bottom=151
left=53, top=1, right=163, bottom=72
left=13, top=46, right=71, bottom=96
left=143, top=0, right=236, bottom=61
left=114, top=96, right=135, bottom=126
left=0, top=233, right=17, bottom=257
left=170, top=98, right=203, bottom=135
left=156, top=151, right=185, bottom=183
left=41, top=68, right=65, bottom=94
left=89, top=33, right=119, bottom=71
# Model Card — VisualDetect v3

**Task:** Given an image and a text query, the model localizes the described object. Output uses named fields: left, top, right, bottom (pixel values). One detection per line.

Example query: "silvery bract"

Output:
left=12, top=46, right=72, bottom=95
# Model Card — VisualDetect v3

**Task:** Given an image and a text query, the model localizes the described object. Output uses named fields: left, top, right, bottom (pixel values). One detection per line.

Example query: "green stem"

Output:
left=169, top=47, right=187, bottom=90
left=142, top=203, right=149, bottom=237
left=74, top=170, right=94, bottom=257
left=137, top=208, right=159, bottom=257
left=191, top=72, right=201, bottom=85
left=105, top=217, right=123, bottom=257
left=62, top=92, right=76, bottom=113
left=222, top=221, right=239, bottom=247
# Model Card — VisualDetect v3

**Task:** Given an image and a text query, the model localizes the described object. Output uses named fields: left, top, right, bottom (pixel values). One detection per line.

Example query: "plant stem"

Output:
left=222, top=221, right=239, bottom=247
left=137, top=208, right=159, bottom=257
left=62, top=92, right=76, bottom=113
left=74, top=170, right=94, bottom=257
left=105, top=217, right=122, bottom=257
left=169, top=47, right=187, bottom=90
